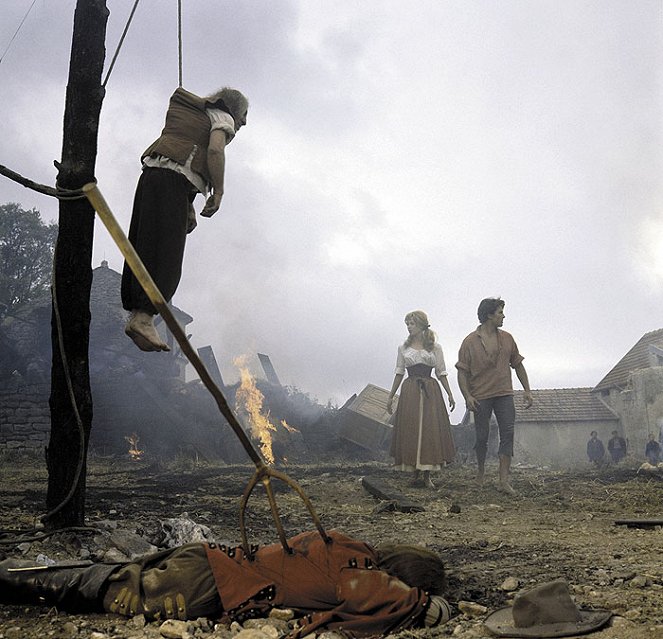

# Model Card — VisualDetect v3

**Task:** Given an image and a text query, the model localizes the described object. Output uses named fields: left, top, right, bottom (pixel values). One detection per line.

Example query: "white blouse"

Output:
left=395, top=343, right=448, bottom=377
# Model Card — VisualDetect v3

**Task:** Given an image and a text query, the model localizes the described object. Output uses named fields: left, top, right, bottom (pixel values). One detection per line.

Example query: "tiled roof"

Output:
left=513, top=388, right=619, bottom=423
left=592, top=328, right=663, bottom=393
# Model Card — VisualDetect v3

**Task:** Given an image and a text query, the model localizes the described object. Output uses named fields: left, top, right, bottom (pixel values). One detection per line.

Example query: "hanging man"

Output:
left=121, top=86, right=249, bottom=351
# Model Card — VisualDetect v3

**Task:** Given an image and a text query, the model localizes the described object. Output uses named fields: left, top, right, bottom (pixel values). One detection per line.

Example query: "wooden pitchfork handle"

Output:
left=82, top=183, right=330, bottom=557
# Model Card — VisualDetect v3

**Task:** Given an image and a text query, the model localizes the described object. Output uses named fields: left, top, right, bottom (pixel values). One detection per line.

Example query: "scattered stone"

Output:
left=465, top=624, right=490, bottom=637
left=160, top=619, right=191, bottom=638
left=90, top=633, right=109, bottom=639
left=269, top=608, right=294, bottom=621
left=5, top=627, right=23, bottom=639
left=130, top=614, right=147, bottom=628
left=500, top=576, right=520, bottom=591
left=610, top=616, right=632, bottom=627
left=318, top=632, right=346, bottom=639
left=109, top=529, right=158, bottom=559
left=61, top=621, right=78, bottom=636
left=234, top=629, right=272, bottom=639
left=449, top=502, right=461, bottom=514
left=623, top=608, right=642, bottom=620
left=630, top=575, right=649, bottom=588
left=458, top=601, right=488, bottom=617
left=230, top=621, right=244, bottom=633
left=242, top=620, right=280, bottom=637
left=102, top=547, right=131, bottom=563
left=156, top=514, right=216, bottom=548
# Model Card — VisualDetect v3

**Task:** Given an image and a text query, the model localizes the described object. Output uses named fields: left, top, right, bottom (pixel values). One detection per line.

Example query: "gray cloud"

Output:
left=1, top=0, right=661, bottom=406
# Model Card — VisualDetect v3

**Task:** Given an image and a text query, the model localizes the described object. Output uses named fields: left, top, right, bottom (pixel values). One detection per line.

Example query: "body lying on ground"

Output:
left=0, top=529, right=452, bottom=637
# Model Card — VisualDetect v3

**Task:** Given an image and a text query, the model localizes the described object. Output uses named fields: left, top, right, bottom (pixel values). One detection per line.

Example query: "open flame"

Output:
left=125, top=433, right=144, bottom=461
left=233, top=356, right=279, bottom=465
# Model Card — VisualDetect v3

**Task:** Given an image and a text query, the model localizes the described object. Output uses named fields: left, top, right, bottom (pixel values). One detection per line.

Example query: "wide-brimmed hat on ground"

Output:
left=483, top=579, right=612, bottom=638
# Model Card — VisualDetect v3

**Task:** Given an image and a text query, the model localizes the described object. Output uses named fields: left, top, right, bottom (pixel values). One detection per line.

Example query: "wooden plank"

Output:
left=615, top=519, right=663, bottom=528
left=361, top=476, right=425, bottom=512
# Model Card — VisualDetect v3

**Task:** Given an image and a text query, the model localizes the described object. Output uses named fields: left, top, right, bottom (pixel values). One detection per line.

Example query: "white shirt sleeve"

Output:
left=207, top=108, right=236, bottom=143
left=394, top=346, right=406, bottom=375
left=433, top=343, right=448, bottom=377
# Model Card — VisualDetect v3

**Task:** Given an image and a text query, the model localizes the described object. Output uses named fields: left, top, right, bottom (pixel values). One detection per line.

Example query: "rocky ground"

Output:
left=1, top=454, right=663, bottom=639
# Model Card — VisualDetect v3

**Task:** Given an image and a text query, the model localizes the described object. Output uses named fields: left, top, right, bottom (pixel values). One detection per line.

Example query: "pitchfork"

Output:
left=83, top=183, right=330, bottom=558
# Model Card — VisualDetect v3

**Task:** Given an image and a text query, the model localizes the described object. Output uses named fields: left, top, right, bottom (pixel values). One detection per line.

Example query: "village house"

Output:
left=591, top=328, right=663, bottom=459
left=2, top=266, right=663, bottom=466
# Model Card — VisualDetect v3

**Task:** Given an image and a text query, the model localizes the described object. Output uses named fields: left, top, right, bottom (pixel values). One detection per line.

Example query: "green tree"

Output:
left=0, top=202, right=58, bottom=317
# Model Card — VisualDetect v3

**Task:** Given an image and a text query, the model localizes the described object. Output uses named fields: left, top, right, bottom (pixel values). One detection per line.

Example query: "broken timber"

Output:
left=615, top=519, right=663, bottom=529
left=361, top=476, right=425, bottom=513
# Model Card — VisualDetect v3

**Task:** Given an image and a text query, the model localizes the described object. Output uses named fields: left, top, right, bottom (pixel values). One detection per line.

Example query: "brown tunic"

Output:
left=204, top=530, right=429, bottom=637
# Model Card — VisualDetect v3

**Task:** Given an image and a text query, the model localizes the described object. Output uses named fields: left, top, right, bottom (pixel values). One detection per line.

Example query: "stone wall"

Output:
left=0, top=382, right=50, bottom=454
left=514, top=418, right=620, bottom=467
left=605, top=367, right=663, bottom=458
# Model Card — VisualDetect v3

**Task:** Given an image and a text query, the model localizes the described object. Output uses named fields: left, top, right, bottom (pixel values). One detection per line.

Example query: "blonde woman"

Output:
left=387, top=311, right=456, bottom=488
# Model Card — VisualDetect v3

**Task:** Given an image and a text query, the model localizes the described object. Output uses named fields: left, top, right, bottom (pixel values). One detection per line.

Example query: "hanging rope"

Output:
left=178, top=0, right=183, bottom=87
left=0, top=0, right=38, bottom=66
left=102, top=0, right=141, bottom=88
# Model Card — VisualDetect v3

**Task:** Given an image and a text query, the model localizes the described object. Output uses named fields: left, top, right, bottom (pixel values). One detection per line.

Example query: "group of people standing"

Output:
left=586, top=429, right=662, bottom=466
left=386, top=298, right=533, bottom=495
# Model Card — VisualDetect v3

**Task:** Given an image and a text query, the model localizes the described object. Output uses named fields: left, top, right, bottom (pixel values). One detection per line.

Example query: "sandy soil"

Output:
left=1, top=455, right=663, bottom=638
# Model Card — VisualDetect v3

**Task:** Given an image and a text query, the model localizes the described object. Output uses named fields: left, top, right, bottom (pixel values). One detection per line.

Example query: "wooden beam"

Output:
left=361, top=476, right=425, bottom=513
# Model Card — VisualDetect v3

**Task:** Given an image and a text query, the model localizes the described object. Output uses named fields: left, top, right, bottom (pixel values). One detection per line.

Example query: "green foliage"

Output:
left=0, top=202, right=58, bottom=317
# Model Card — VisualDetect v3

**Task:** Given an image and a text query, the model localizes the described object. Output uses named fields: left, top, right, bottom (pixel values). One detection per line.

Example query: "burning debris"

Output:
left=233, top=356, right=301, bottom=465
left=124, top=433, right=144, bottom=461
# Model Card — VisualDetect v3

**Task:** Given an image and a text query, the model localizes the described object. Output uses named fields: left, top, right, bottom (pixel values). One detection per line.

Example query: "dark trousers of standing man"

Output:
left=121, top=167, right=194, bottom=314
left=473, top=395, right=516, bottom=462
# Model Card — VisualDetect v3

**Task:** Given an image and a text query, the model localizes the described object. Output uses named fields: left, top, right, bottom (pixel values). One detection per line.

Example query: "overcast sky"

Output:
left=1, top=0, right=662, bottom=410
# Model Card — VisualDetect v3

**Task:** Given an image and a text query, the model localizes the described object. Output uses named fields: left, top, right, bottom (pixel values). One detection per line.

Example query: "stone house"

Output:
left=591, top=328, right=663, bottom=460
left=0, top=261, right=329, bottom=462
left=0, top=260, right=206, bottom=455
left=510, top=388, right=620, bottom=466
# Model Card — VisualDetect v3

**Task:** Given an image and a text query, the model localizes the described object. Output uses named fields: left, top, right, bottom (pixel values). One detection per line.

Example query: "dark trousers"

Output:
left=474, top=395, right=516, bottom=460
left=121, top=167, right=194, bottom=314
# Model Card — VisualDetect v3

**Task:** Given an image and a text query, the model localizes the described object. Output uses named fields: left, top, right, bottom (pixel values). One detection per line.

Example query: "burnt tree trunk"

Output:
left=45, top=0, right=109, bottom=529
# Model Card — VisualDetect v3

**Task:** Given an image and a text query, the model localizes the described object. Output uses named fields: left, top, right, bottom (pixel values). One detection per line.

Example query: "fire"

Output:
left=234, top=356, right=277, bottom=465
left=125, top=433, right=144, bottom=461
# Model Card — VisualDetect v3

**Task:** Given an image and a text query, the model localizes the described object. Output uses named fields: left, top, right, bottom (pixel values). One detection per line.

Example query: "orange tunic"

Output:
left=204, top=530, right=429, bottom=637
left=456, top=328, right=524, bottom=400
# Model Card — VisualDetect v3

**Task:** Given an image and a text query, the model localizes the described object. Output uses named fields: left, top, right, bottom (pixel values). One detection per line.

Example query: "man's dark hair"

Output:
left=375, top=544, right=446, bottom=595
left=477, top=297, right=505, bottom=324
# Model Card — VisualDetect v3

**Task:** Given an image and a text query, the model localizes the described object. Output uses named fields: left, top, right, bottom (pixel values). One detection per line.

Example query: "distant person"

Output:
left=0, top=530, right=452, bottom=636
left=607, top=430, right=627, bottom=463
left=586, top=431, right=605, bottom=466
left=386, top=310, right=456, bottom=489
left=587, top=430, right=605, bottom=466
left=645, top=433, right=661, bottom=465
left=456, top=298, right=533, bottom=495
left=122, top=87, right=249, bottom=352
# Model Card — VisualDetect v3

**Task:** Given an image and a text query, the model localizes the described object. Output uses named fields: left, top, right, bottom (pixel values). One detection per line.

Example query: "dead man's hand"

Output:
left=201, top=192, right=222, bottom=218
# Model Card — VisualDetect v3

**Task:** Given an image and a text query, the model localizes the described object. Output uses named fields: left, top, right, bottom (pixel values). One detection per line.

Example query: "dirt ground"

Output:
left=1, top=455, right=663, bottom=639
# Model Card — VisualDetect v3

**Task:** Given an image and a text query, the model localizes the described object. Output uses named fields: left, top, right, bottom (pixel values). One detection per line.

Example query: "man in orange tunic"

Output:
left=0, top=530, right=451, bottom=636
